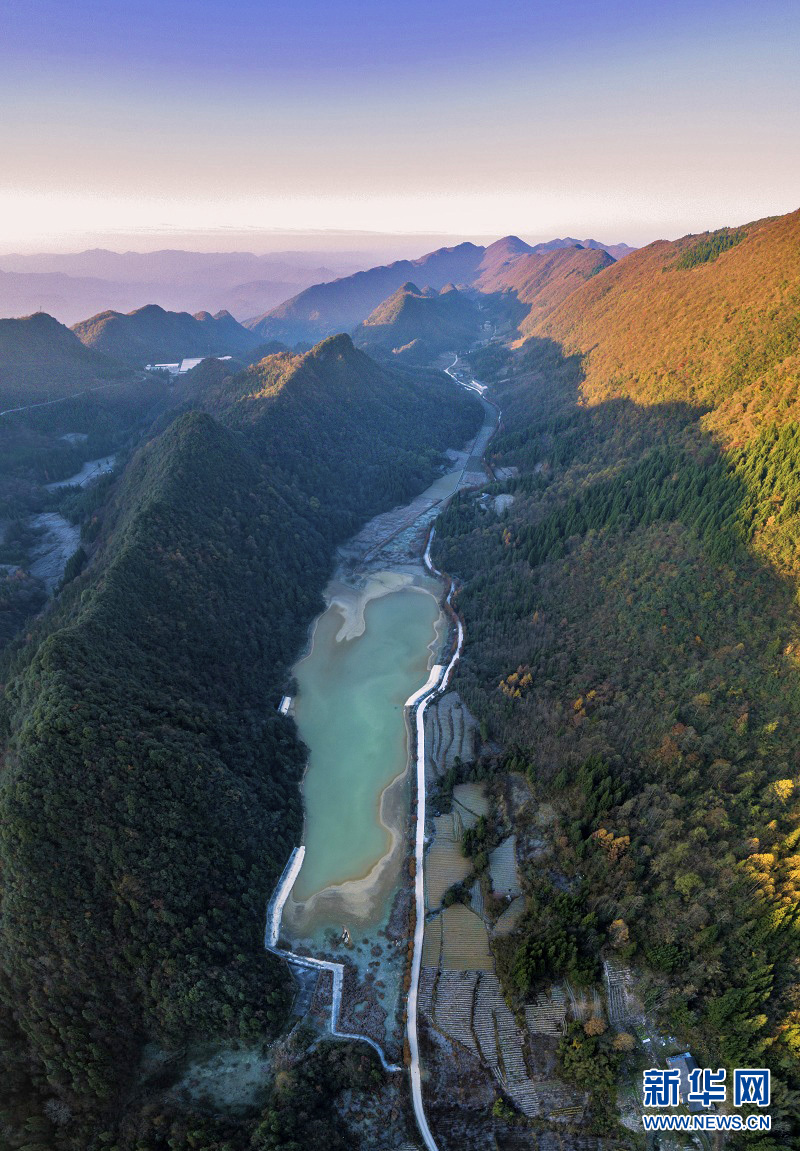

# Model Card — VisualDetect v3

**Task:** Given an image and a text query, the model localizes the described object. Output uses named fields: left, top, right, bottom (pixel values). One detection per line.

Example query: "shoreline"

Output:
left=284, top=576, right=446, bottom=933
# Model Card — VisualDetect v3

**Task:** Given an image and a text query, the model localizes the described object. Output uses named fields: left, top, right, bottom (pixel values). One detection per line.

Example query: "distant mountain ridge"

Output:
left=0, top=249, right=362, bottom=325
left=528, top=236, right=636, bottom=260
left=245, top=242, right=487, bottom=345
left=476, top=244, right=616, bottom=338
left=246, top=235, right=630, bottom=346
left=72, top=304, right=262, bottom=367
left=0, top=248, right=344, bottom=283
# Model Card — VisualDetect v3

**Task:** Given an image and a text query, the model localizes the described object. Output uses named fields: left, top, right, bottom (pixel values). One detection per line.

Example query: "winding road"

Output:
left=0, top=376, right=145, bottom=419
left=406, top=359, right=499, bottom=1149
left=406, top=531, right=465, bottom=1151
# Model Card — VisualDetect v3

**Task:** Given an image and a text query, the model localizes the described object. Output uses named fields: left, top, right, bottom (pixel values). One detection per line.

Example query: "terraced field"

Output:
left=422, top=914, right=443, bottom=968
left=440, top=905, right=494, bottom=971
left=425, top=815, right=471, bottom=908
left=488, top=835, right=520, bottom=897
left=525, top=985, right=567, bottom=1036
left=433, top=971, right=480, bottom=1056
left=424, top=692, right=478, bottom=782
left=492, top=894, right=525, bottom=936
left=451, top=782, right=488, bottom=830
left=469, top=879, right=484, bottom=918
left=473, top=974, right=540, bottom=1116
left=603, top=959, right=641, bottom=1025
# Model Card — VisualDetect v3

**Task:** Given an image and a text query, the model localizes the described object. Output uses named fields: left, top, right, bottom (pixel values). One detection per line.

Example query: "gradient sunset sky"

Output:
left=2, top=0, right=799, bottom=251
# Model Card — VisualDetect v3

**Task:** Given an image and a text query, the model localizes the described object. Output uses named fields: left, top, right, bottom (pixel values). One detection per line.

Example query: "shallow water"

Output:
left=28, top=513, right=81, bottom=592
left=46, top=454, right=116, bottom=490
left=291, top=582, right=440, bottom=903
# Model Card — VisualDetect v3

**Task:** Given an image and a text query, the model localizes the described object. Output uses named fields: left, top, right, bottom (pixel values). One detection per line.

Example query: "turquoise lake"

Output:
left=291, top=583, right=440, bottom=903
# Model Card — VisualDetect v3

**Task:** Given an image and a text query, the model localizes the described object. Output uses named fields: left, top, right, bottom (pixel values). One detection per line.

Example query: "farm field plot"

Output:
left=451, top=782, right=488, bottom=830
left=492, top=894, right=525, bottom=936
left=474, top=973, right=539, bottom=1116
left=424, top=692, right=478, bottom=781
left=418, top=965, right=437, bottom=1015
left=440, top=905, right=494, bottom=971
left=488, top=834, right=520, bottom=897
left=603, top=958, right=641, bottom=1025
left=426, top=829, right=471, bottom=908
left=422, top=913, right=443, bottom=968
left=525, top=985, right=567, bottom=1036
left=433, top=970, right=480, bottom=1056
left=433, top=812, right=461, bottom=842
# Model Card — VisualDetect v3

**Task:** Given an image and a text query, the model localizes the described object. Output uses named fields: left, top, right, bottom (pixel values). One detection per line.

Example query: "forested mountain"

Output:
left=0, top=334, right=482, bottom=1149
left=433, top=206, right=800, bottom=1141
left=353, top=282, right=482, bottom=361
left=245, top=242, right=486, bottom=345
left=73, top=303, right=262, bottom=366
left=532, top=209, right=800, bottom=445
left=0, top=312, right=125, bottom=409
left=474, top=244, right=615, bottom=339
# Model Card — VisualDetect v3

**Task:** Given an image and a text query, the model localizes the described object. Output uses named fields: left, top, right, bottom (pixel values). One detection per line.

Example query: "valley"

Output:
left=4, top=0, right=797, bottom=1144
left=2, top=211, right=800, bottom=1151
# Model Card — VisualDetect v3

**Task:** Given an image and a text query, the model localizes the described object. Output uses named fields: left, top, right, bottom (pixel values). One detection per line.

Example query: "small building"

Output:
left=146, top=356, right=233, bottom=376
left=146, top=362, right=180, bottom=375
left=178, top=355, right=233, bottom=374
left=667, top=1052, right=703, bottom=1112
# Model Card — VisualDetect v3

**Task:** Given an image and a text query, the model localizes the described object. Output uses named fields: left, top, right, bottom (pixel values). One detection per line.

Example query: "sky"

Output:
left=2, top=0, right=799, bottom=252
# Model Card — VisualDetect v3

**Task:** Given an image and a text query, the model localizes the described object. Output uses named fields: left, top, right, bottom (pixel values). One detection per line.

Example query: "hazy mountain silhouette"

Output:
left=0, top=249, right=363, bottom=325
left=246, top=235, right=630, bottom=345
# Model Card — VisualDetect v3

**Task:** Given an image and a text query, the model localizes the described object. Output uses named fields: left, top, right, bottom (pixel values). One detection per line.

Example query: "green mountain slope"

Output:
left=433, top=207, right=800, bottom=1139
left=0, top=312, right=123, bottom=410
left=0, top=334, right=482, bottom=1148
left=353, top=282, right=482, bottom=361
left=73, top=304, right=261, bottom=366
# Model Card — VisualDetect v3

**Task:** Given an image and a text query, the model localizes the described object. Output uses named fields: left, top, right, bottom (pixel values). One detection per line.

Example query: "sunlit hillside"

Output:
left=477, top=243, right=615, bottom=339
left=532, top=209, right=800, bottom=445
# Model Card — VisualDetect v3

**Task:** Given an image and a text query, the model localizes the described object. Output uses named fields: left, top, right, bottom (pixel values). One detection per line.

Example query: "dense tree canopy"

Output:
left=0, top=336, right=482, bottom=1149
